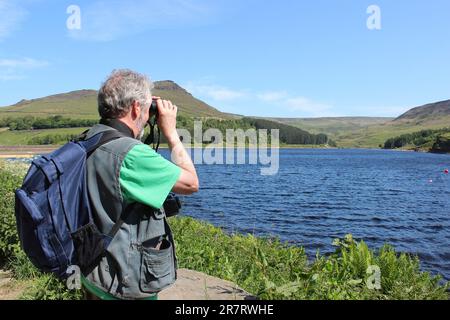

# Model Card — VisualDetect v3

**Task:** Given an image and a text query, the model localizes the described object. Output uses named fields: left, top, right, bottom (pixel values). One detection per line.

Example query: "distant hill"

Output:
left=393, top=99, right=450, bottom=125
left=379, top=100, right=450, bottom=152
left=151, top=81, right=235, bottom=119
left=271, top=117, right=392, bottom=136
left=1, top=82, right=449, bottom=148
left=1, top=90, right=98, bottom=119
left=273, top=99, right=450, bottom=148
left=332, top=100, right=450, bottom=147
left=0, top=82, right=331, bottom=146
left=0, top=81, right=233, bottom=120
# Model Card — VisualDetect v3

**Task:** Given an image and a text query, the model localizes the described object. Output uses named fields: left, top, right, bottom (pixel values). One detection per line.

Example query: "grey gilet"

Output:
left=84, top=124, right=177, bottom=299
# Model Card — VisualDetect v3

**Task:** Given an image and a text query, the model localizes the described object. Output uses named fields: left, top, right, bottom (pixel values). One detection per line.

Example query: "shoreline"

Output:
left=0, top=145, right=59, bottom=159
left=0, top=163, right=448, bottom=299
left=0, top=145, right=448, bottom=159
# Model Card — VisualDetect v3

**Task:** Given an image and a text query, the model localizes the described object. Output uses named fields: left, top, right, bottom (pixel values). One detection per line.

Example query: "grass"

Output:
left=0, top=127, right=89, bottom=145
left=0, top=94, right=99, bottom=120
left=273, top=117, right=393, bottom=136
left=0, top=81, right=232, bottom=120
left=0, top=161, right=448, bottom=300
left=170, top=217, right=448, bottom=300
left=335, top=119, right=450, bottom=148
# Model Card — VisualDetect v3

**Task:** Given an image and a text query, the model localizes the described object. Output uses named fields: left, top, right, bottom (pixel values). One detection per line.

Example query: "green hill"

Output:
left=151, top=81, right=236, bottom=119
left=0, top=82, right=331, bottom=146
left=273, top=100, right=450, bottom=148
left=0, top=81, right=233, bottom=120
left=1, top=82, right=449, bottom=149
left=344, top=99, right=450, bottom=148
left=271, top=117, right=392, bottom=141
left=394, top=99, right=450, bottom=125
left=380, top=100, right=450, bottom=152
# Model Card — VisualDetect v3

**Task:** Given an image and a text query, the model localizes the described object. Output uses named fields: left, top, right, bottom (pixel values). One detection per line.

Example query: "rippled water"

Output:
left=163, top=149, right=450, bottom=281
left=11, top=149, right=449, bottom=281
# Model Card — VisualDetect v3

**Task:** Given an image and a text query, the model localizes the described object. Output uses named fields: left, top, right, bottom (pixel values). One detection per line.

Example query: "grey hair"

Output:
left=98, top=69, right=154, bottom=119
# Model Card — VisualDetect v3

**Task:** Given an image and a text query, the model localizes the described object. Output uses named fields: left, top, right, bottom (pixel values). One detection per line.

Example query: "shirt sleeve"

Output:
left=119, top=144, right=181, bottom=209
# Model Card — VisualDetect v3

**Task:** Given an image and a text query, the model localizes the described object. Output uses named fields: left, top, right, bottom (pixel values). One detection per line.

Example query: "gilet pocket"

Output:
left=139, top=237, right=176, bottom=293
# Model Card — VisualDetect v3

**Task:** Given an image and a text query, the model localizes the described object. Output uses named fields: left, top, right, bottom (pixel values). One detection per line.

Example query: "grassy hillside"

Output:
left=274, top=99, right=450, bottom=148
left=0, top=81, right=232, bottom=120
left=0, top=82, right=331, bottom=147
left=0, top=90, right=98, bottom=119
left=334, top=122, right=450, bottom=148
left=338, top=100, right=450, bottom=147
left=336, top=100, right=450, bottom=148
left=151, top=81, right=234, bottom=119
left=394, top=99, right=450, bottom=123
left=272, top=117, right=392, bottom=135
left=272, top=117, right=403, bottom=148
left=1, top=84, right=449, bottom=149
left=272, top=117, right=392, bottom=146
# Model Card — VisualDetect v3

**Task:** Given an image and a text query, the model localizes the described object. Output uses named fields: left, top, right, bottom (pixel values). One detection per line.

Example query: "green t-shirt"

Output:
left=119, top=144, right=181, bottom=209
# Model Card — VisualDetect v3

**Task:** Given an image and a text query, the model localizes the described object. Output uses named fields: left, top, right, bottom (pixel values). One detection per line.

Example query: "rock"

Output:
left=158, top=269, right=257, bottom=300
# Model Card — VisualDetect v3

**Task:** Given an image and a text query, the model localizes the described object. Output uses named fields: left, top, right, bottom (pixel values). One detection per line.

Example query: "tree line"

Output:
left=174, top=116, right=331, bottom=145
left=0, top=116, right=97, bottom=130
left=1, top=114, right=330, bottom=146
left=383, top=128, right=450, bottom=149
left=243, top=118, right=332, bottom=145
left=28, top=134, right=81, bottom=145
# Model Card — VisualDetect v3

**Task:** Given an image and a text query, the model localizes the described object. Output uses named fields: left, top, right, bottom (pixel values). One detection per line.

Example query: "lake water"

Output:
left=162, top=149, right=450, bottom=281
left=11, top=148, right=450, bottom=281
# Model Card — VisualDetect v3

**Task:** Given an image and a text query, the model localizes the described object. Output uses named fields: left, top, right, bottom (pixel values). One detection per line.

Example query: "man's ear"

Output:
left=130, top=100, right=141, bottom=120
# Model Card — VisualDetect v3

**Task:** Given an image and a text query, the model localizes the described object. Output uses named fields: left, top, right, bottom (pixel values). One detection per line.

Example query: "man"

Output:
left=81, top=69, right=199, bottom=300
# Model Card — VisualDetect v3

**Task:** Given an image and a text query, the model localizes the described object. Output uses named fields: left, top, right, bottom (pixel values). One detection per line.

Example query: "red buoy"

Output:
left=445, top=169, right=449, bottom=174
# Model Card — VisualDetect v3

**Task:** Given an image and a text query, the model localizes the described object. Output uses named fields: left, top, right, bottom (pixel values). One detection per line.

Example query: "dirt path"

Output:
left=159, top=269, right=256, bottom=300
left=0, top=271, right=26, bottom=300
left=0, top=269, right=256, bottom=300
left=0, top=145, right=57, bottom=158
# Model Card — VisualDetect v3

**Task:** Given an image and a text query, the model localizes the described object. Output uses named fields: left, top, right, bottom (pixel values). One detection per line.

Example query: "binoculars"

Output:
left=149, top=100, right=158, bottom=119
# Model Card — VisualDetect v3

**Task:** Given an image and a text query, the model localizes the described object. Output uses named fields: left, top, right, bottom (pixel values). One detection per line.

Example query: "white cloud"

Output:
left=0, top=73, right=24, bottom=81
left=68, top=0, right=219, bottom=42
left=183, top=83, right=248, bottom=101
left=257, top=91, right=289, bottom=102
left=285, top=97, right=334, bottom=117
left=0, top=58, right=48, bottom=68
left=256, top=93, right=336, bottom=117
left=0, top=57, right=49, bottom=81
left=183, top=79, right=338, bottom=116
left=0, top=0, right=27, bottom=40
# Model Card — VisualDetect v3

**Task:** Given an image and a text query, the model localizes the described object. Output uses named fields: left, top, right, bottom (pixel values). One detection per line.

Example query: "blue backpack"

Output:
left=15, top=130, right=124, bottom=279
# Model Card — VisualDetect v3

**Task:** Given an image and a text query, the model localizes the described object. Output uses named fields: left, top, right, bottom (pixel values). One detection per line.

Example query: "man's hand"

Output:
left=152, top=96, right=199, bottom=195
left=154, top=97, right=178, bottom=142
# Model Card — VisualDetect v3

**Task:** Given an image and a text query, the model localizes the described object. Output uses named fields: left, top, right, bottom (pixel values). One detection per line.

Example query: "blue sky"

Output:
left=0, top=0, right=449, bottom=118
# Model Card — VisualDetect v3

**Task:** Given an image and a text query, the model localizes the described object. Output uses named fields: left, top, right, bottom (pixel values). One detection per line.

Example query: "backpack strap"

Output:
left=80, top=130, right=142, bottom=249
left=76, top=129, right=126, bottom=158
left=102, top=204, right=136, bottom=249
